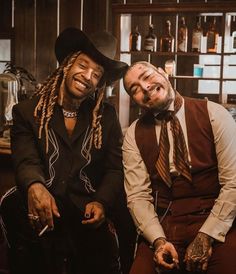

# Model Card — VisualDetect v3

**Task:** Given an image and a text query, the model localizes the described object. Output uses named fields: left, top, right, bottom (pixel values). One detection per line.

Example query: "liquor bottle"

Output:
left=129, top=26, right=141, bottom=51
left=165, top=59, right=176, bottom=76
left=191, top=17, right=203, bottom=52
left=143, top=24, right=157, bottom=52
left=177, top=16, right=188, bottom=52
left=160, top=20, right=174, bottom=52
left=232, top=16, right=236, bottom=52
left=206, top=16, right=219, bottom=53
left=5, top=80, right=18, bottom=126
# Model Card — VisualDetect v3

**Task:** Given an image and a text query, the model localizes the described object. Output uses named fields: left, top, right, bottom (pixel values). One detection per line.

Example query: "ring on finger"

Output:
left=28, top=214, right=40, bottom=221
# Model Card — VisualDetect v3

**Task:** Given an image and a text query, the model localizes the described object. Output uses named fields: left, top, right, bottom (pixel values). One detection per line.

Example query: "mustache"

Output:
left=75, top=75, right=94, bottom=90
left=84, top=79, right=94, bottom=90
left=143, top=84, right=161, bottom=103
left=143, top=93, right=150, bottom=103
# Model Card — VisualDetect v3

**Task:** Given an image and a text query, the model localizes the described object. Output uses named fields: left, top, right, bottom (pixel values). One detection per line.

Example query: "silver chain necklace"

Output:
left=62, top=109, right=78, bottom=118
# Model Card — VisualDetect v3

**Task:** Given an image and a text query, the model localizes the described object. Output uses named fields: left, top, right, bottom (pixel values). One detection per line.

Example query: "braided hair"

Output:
left=34, top=51, right=104, bottom=153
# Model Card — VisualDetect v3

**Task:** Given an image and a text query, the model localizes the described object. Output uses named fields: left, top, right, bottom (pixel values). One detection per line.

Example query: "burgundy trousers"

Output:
left=130, top=212, right=236, bottom=274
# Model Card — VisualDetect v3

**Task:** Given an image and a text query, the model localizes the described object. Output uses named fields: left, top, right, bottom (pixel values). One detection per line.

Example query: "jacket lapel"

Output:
left=50, top=101, right=93, bottom=146
left=70, top=103, right=92, bottom=144
left=50, top=104, right=71, bottom=146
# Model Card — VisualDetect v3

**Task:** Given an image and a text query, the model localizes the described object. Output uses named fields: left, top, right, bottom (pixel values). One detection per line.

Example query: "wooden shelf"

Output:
left=170, top=76, right=236, bottom=81
left=121, top=51, right=226, bottom=56
left=171, top=76, right=219, bottom=80
left=113, top=1, right=236, bottom=125
left=112, top=2, right=236, bottom=14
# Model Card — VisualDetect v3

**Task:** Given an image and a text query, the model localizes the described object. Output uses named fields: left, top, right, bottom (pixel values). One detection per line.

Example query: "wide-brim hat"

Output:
left=55, top=27, right=128, bottom=85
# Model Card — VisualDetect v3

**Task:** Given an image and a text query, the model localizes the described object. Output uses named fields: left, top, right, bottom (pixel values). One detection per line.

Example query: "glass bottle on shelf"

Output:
left=5, top=80, right=18, bottom=126
left=233, top=31, right=236, bottom=53
left=165, top=59, right=176, bottom=76
left=129, top=26, right=141, bottom=51
left=191, top=16, right=203, bottom=52
left=206, top=16, right=219, bottom=53
left=143, top=24, right=157, bottom=52
left=160, top=20, right=174, bottom=52
left=177, top=16, right=188, bottom=52
left=232, top=16, right=236, bottom=52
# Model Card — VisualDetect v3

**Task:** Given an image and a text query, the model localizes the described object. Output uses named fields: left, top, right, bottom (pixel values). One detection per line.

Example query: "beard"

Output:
left=147, top=85, right=175, bottom=113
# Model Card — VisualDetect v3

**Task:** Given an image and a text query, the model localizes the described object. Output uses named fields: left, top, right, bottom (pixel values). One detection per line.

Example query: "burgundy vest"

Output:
left=135, top=97, right=220, bottom=215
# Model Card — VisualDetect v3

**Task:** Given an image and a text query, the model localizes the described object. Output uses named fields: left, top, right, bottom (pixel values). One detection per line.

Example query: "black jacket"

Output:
left=10, top=95, right=124, bottom=215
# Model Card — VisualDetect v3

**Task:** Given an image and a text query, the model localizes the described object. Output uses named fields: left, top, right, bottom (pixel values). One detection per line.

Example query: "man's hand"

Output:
left=28, top=183, right=60, bottom=232
left=81, top=201, right=105, bottom=228
left=184, top=232, right=214, bottom=272
left=153, top=237, right=179, bottom=272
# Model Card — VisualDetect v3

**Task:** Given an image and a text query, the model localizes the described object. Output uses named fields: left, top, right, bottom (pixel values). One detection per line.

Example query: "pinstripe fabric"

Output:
left=171, top=115, right=192, bottom=182
left=155, top=92, right=192, bottom=187
left=156, top=120, right=172, bottom=187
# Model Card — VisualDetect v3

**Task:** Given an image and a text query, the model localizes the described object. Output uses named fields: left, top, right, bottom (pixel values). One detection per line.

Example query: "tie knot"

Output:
left=155, top=110, right=174, bottom=121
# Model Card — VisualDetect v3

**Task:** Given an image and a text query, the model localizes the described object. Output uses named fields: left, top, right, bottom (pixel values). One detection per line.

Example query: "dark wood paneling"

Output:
left=207, top=0, right=234, bottom=1
left=36, top=0, right=57, bottom=82
left=180, top=0, right=205, bottom=2
left=83, top=0, right=107, bottom=34
left=112, top=2, right=236, bottom=14
left=14, top=0, right=35, bottom=79
left=0, top=0, right=12, bottom=32
left=176, top=55, right=199, bottom=97
left=60, top=0, right=81, bottom=31
left=112, top=0, right=123, bottom=3
left=127, top=0, right=150, bottom=3
left=153, top=0, right=177, bottom=3
left=0, top=154, right=15, bottom=198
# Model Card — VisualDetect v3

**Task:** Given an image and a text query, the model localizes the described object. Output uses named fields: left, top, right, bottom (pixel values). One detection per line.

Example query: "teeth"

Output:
left=75, top=80, right=86, bottom=88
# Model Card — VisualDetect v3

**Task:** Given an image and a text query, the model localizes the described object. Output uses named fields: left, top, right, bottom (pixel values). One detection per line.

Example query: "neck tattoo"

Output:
left=62, top=109, right=78, bottom=118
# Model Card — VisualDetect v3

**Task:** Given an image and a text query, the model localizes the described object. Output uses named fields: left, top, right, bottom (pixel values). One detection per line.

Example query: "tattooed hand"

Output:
left=184, top=232, right=214, bottom=272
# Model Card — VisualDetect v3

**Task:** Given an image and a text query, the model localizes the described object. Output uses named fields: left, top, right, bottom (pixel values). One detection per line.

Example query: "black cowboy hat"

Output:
left=55, top=27, right=128, bottom=85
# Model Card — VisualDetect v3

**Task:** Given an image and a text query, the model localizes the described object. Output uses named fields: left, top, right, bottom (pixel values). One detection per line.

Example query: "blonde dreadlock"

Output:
left=91, top=88, right=104, bottom=149
left=34, top=51, right=105, bottom=153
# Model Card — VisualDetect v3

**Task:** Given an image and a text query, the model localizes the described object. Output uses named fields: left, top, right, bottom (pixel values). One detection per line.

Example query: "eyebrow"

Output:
left=128, top=69, right=147, bottom=92
left=96, top=66, right=104, bottom=74
left=79, top=57, right=104, bottom=74
left=93, top=63, right=104, bottom=74
left=138, top=70, right=147, bottom=79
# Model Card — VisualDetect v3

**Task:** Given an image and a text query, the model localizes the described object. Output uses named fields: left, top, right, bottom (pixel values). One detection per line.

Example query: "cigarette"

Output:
left=172, top=258, right=179, bottom=269
left=38, top=225, right=49, bottom=237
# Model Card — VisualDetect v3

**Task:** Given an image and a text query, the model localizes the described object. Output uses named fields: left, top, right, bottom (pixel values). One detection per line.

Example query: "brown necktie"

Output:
left=156, top=120, right=172, bottom=186
left=155, top=92, right=192, bottom=187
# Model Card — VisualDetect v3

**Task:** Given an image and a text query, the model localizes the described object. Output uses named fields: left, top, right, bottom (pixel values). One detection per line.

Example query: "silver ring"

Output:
left=28, top=213, right=40, bottom=221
